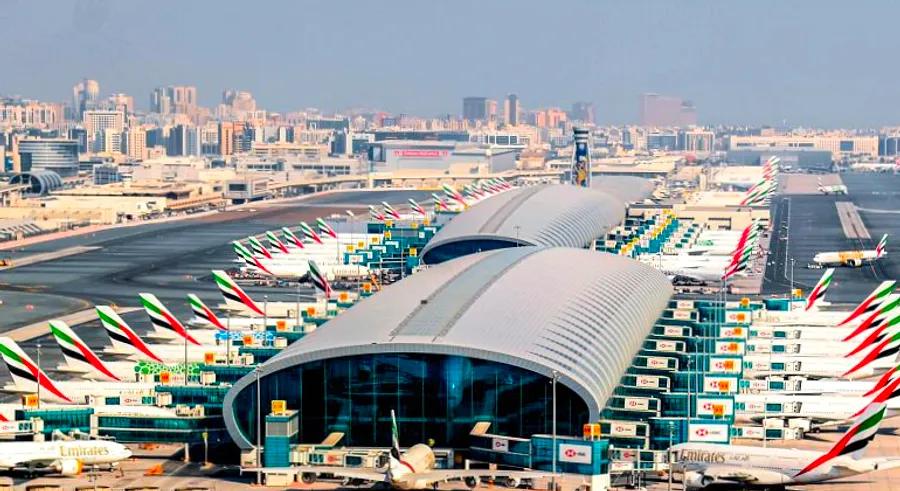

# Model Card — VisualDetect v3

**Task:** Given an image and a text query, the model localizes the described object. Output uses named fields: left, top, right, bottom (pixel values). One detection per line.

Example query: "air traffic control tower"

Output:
left=572, top=127, right=592, bottom=187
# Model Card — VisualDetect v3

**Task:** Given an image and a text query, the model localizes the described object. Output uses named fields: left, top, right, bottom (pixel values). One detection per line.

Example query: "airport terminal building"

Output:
left=223, top=247, right=673, bottom=450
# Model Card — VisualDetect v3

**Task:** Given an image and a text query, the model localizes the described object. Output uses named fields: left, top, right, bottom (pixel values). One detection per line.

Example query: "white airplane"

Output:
left=185, top=293, right=300, bottom=330
left=95, top=306, right=238, bottom=363
left=212, top=270, right=327, bottom=318
left=233, top=241, right=372, bottom=281
left=813, top=234, right=888, bottom=268
left=0, top=337, right=156, bottom=404
left=817, top=178, right=848, bottom=195
left=638, top=254, right=735, bottom=283
left=672, top=403, right=900, bottom=489
left=741, top=354, right=893, bottom=380
left=732, top=382, right=900, bottom=426
left=757, top=280, right=896, bottom=326
left=0, top=439, right=131, bottom=475
left=287, top=411, right=549, bottom=490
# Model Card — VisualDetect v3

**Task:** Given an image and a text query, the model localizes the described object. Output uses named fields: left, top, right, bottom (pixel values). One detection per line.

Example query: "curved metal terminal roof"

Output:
left=592, top=176, right=656, bottom=204
left=9, top=171, right=63, bottom=195
left=224, top=247, right=673, bottom=448
left=420, top=184, right=627, bottom=264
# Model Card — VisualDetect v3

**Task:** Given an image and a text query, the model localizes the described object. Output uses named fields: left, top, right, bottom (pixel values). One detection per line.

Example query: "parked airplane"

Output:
left=757, top=280, right=895, bottom=326
left=672, top=402, right=900, bottom=489
left=817, top=178, right=849, bottom=195
left=233, top=241, right=372, bottom=281
left=95, top=306, right=236, bottom=363
left=0, top=337, right=156, bottom=404
left=813, top=234, right=888, bottom=267
left=290, top=410, right=549, bottom=489
left=212, top=270, right=326, bottom=318
left=0, top=439, right=131, bottom=475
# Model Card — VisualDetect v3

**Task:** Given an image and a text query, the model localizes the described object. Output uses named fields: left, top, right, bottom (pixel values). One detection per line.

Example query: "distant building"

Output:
left=17, top=138, right=79, bottom=176
left=218, top=122, right=235, bottom=156
left=99, top=128, right=123, bottom=154
left=677, top=129, right=715, bottom=152
left=150, top=86, right=198, bottom=115
left=646, top=133, right=678, bottom=151
left=92, top=163, right=122, bottom=185
left=0, top=99, right=64, bottom=128
left=726, top=148, right=833, bottom=172
left=879, top=135, right=900, bottom=156
left=124, top=128, right=147, bottom=161
left=727, top=134, right=878, bottom=158
left=462, top=97, right=488, bottom=121
left=106, top=93, right=134, bottom=116
left=570, top=101, right=595, bottom=125
left=83, top=110, right=125, bottom=151
left=72, top=79, right=100, bottom=118
left=372, top=141, right=517, bottom=173
left=504, top=94, right=520, bottom=126
left=167, top=124, right=189, bottom=156
left=640, top=93, right=696, bottom=127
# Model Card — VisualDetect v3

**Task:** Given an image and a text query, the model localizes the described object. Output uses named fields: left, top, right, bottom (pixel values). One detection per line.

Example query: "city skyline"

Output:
left=3, top=0, right=900, bottom=126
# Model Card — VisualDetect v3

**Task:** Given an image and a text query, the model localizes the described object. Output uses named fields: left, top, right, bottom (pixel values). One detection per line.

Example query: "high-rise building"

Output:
left=570, top=102, right=595, bottom=125
left=640, top=93, right=697, bottom=127
left=504, top=94, right=520, bottom=126
left=83, top=110, right=125, bottom=151
left=218, top=122, right=235, bottom=156
left=150, top=86, right=198, bottom=114
left=107, top=93, right=135, bottom=116
left=167, top=124, right=189, bottom=156
left=124, top=128, right=147, bottom=161
left=462, top=97, right=488, bottom=121
left=72, top=79, right=100, bottom=119
left=17, top=138, right=79, bottom=176
left=100, top=128, right=123, bottom=154
left=486, top=100, right=498, bottom=123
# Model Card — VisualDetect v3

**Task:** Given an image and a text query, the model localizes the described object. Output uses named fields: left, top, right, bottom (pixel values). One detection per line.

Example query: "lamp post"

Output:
left=256, top=365, right=263, bottom=485
left=35, top=343, right=41, bottom=409
left=667, top=421, right=674, bottom=491
left=551, top=370, right=559, bottom=491
left=789, top=258, right=796, bottom=310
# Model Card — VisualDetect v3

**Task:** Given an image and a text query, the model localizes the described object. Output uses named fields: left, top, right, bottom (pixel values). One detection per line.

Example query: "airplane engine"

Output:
left=847, top=258, right=863, bottom=267
left=464, top=476, right=479, bottom=489
left=54, top=458, right=83, bottom=476
left=683, top=471, right=713, bottom=489
left=300, top=472, right=317, bottom=484
left=503, top=476, right=520, bottom=488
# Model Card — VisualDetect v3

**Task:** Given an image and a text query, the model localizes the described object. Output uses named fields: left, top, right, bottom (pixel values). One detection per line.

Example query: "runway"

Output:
left=0, top=189, right=433, bottom=395
left=763, top=173, right=900, bottom=303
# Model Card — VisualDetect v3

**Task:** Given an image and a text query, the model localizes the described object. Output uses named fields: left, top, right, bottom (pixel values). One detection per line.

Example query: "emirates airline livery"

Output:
left=0, top=337, right=155, bottom=404
left=0, top=439, right=131, bottom=475
left=813, top=234, right=888, bottom=268
left=673, top=403, right=900, bottom=489
left=283, top=411, right=549, bottom=490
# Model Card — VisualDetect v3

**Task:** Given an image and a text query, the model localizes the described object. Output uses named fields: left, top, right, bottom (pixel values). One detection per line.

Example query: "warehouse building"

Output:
left=223, top=247, right=673, bottom=450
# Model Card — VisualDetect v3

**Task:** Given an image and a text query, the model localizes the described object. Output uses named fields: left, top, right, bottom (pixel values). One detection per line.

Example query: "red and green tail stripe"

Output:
left=50, top=320, right=120, bottom=381
left=213, top=270, right=265, bottom=316
left=805, top=268, right=835, bottom=311
left=187, top=294, right=226, bottom=330
left=796, top=402, right=886, bottom=476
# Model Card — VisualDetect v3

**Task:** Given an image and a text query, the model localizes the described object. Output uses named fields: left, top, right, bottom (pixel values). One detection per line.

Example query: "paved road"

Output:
left=0, top=189, right=433, bottom=389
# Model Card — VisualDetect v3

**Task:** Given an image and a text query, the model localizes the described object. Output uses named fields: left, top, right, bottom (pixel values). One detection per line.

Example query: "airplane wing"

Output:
left=261, top=466, right=388, bottom=484
left=405, top=469, right=551, bottom=486
left=698, top=465, right=762, bottom=483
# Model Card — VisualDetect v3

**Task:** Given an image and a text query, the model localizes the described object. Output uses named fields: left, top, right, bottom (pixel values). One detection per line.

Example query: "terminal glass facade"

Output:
left=232, top=353, right=588, bottom=448
left=422, top=239, right=524, bottom=265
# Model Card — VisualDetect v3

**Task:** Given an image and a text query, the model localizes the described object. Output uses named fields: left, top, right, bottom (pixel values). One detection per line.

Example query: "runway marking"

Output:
left=835, top=201, right=871, bottom=239
left=856, top=207, right=900, bottom=214
left=0, top=246, right=100, bottom=271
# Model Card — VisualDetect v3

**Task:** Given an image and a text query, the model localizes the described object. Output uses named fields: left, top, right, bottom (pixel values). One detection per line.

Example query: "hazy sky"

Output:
left=2, top=0, right=899, bottom=127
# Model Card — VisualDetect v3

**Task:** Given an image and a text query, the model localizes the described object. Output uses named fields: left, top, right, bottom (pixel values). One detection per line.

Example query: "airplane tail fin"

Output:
left=0, top=337, right=72, bottom=402
left=796, top=401, right=887, bottom=476
left=266, top=231, right=290, bottom=254
left=316, top=218, right=338, bottom=239
left=187, top=294, right=226, bottom=330
left=388, top=409, right=403, bottom=479
left=300, top=222, right=323, bottom=245
left=839, top=281, right=897, bottom=326
left=212, top=270, right=265, bottom=316
left=877, top=234, right=888, bottom=258
left=843, top=329, right=900, bottom=376
left=308, top=260, right=332, bottom=299
left=139, top=293, right=199, bottom=345
left=843, top=294, right=900, bottom=341
left=805, top=268, right=835, bottom=311
left=49, top=320, right=121, bottom=381
left=282, top=227, right=305, bottom=249
left=247, top=236, right=272, bottom=259
left=232, top=241, right=273, bottom=276
left=95, top=306, right=163, bottom=363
